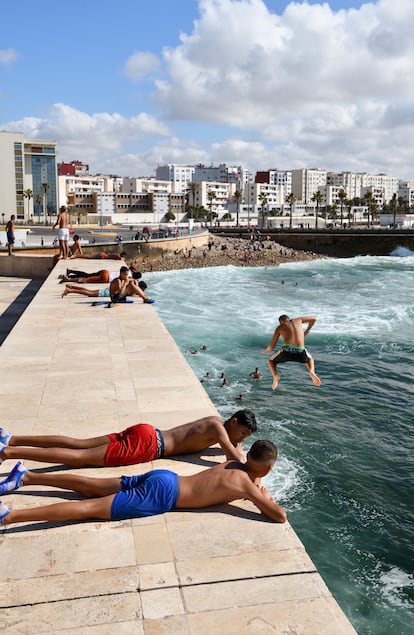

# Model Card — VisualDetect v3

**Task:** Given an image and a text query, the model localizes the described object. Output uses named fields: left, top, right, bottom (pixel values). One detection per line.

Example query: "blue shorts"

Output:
left=98, top=288, right=110, bottom=297
left=110, top=469, right=179, bottom=520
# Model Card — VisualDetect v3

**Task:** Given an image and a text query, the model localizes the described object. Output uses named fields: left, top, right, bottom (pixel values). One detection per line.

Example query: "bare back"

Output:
left=176, top=461, right=286, bottom=522
left=278, top=318, right=306, bottom=347
left=163, top=415, right=226, bottom=455
left=57, top=211, right=69, bottom=228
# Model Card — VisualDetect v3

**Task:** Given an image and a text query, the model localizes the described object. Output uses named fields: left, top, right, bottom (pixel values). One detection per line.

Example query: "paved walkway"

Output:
left=0, top=261, right=357, bottom=634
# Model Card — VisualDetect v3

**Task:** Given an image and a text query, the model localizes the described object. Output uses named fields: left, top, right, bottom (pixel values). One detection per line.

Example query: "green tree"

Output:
left=164, top=211, right=176, bottom=222
left=363, top=192, right=373, bottom=227
left=258, top=192, right=268, bottom=228
left=207, top=190, right=216, bottom=227
left=41, top=182, right=50, bottom=225
left=186, top=182, right=197, bottom=208
left=311, top=191, right=323, bottom=230
left=285, top=192, right=296, bottom=229
left=24, top=188, right=33, bottom=221
left=338, top=189, right=347, bottom=227
left=233, top=189, right=242, bottom=226
left=390, top=193, right=397, bottom=228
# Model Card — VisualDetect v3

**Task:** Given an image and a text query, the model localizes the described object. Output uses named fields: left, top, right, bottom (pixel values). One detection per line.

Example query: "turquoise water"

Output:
left=148, top=250, right=414, bottom=635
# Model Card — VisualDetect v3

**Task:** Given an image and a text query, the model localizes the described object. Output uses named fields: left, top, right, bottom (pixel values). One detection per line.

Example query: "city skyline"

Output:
left=1, top=0, right=413, bottom=180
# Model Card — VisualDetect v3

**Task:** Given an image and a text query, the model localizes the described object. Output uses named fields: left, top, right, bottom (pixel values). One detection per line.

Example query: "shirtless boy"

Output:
left=0, top=410, right=257, bottom=467
left=0, top=439, right=287, bottom=526
left=109, top=266, right=154, bottom=304
left=262, top=314, right=321, bottom=390
left=61, top=280, right=147, bottom=300
left=53, top=206, right=70, bottom=260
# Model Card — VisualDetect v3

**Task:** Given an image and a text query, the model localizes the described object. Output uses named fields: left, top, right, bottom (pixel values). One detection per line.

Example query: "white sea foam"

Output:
left=378, top=566, right=414, bottom=607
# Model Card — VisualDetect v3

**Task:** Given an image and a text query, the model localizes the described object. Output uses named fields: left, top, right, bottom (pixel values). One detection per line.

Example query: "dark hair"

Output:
left=132, top=271, right=142, bottom=280
left=73, top=234, right=80, bottom=240
left=138, top=281, right=147, bottom=291
left=227, top=409, right=257, bottom=432
left=120, top=252, right=127, bottom=257
left=120, top=266, right=129, bottom=273
left=279, top=314, right=289, bottom=322
left=248, top=439, right=277, bottom=463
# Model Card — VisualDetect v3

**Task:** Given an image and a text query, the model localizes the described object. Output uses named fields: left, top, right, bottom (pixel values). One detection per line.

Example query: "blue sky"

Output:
left=1, top=0, right=413, bottom=180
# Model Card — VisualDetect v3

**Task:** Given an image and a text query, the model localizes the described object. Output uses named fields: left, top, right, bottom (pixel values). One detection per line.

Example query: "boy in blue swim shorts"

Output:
left=0, top=440, right=287, bottom=526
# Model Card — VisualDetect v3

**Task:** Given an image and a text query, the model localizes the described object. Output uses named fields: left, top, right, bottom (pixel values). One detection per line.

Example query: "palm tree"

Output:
left=41, top=182, right=50, bottom=225
left=35, top=193, right=43, bottom=222
left=285, top=192, right=296, bottom=229
left=258, top=192, right=268, bottom=229
left=338, top=189, right=347, bottom=227
left=207, top=190, right=216, bottom=228
left=24, top=188, right=33, bottom=221
left=311, top=191, right=323, bottom=230
left=186, top=182, right=197, bottom=209
left=363, top=192, right=373, bottom=228
left=390, top=193, right=397, bottom=228
left=233, top=189, right=242, bottom=226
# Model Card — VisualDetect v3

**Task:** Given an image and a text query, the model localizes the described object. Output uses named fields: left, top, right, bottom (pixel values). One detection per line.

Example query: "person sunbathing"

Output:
left=0, top=410, right=257, bottom=467
left=0, top=440, right=287, bottom=527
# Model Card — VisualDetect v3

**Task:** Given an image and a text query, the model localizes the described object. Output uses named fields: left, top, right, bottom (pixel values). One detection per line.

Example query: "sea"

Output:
left=148, top=246, right=414, bottom=635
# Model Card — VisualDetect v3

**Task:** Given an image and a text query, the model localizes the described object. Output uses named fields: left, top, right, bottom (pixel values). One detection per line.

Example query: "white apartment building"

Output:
left=291, top=168, right=327, bottom=203
left=0, top=131, right=58, bottom=222
left=326, top=171, right=399, bottom=204
left=398, top=181, right=414, bottom=207
left=192, top=163, right=247, bottom=186
left=192, top=181, right=234, bottom=212
left=58, top=174, right=111, bottom=208
left=255, top=169, right=292, bottom=202
left=155, top=164, right=195, bottom=192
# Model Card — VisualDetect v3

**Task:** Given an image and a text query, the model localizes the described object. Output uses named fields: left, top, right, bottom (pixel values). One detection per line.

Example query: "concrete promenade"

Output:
left=0, top=260, right=357, bottom=634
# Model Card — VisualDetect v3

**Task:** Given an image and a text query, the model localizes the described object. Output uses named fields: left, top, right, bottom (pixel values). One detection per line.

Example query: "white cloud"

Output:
left=123, top=51, right=160, bottom=82
left=1, top=103, right=171, bottom=173
left=150, top=0, right=414, bottom=178
left=0, top=48, right=18, bottom=65
left=3, top=0, right=414, bottom=179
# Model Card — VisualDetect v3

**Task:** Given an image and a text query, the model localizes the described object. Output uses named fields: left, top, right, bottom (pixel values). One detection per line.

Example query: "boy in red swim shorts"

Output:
left=0, top=410, right=257, bottom=468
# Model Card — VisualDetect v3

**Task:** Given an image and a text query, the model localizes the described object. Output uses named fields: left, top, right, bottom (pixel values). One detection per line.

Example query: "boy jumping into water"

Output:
left=262, top=315, right=321, bottom=390
left=0, top=410, right=256, bottom=467
left=0, top=440, right=287, bottom=526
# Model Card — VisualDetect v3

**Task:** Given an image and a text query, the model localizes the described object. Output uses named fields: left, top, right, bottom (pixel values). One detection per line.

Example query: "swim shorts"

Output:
left=104, top=423, right=164, bottom=466
left=6, top=231, right=14, bottom=244
left=269, top=346, right=311, bottom=364
left=98, top=287, right=110, bottom=297
left=110, top=469, right=179, bottom=520
left=111, top=292, right=128, bottom=303
left=58, top=228, right=70, bottom=241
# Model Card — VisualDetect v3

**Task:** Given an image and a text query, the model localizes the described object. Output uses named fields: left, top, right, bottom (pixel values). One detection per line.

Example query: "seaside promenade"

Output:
left=0, top=259, right=357, bottom=634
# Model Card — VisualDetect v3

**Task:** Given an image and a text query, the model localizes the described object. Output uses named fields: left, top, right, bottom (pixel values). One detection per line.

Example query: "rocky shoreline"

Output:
left=134, top=234, right=325, bottom=273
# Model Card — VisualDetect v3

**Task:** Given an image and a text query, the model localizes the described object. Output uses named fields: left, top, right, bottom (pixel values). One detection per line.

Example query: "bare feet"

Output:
left=309, top=372, right=321, bottom=387
left=61, top=287, right=69, bottom=298
left=271, top=374, right=280, bottom=390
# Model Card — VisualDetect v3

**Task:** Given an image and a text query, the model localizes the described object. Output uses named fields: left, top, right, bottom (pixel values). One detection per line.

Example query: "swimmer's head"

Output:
left=279, top=314, right=289, bottom=323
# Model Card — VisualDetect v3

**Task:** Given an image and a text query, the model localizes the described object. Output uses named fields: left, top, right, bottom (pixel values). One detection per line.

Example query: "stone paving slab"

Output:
left=0, top=261, right=357, bottom=634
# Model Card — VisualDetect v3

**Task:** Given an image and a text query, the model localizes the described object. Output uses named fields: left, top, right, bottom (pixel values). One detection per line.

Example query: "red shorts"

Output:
left=104, top=423, right=161, bottom=466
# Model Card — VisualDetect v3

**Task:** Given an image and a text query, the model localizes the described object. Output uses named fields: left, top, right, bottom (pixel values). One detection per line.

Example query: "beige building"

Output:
left=0, top=131, right=58, bottom=222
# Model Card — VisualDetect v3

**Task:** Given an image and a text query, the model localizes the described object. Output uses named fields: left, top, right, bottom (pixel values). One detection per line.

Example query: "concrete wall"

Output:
left=0, top=231, right=209, bottom=279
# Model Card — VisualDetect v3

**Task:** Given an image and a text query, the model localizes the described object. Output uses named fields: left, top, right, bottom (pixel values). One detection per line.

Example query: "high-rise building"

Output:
left=0, top=131, right=58, bottom=222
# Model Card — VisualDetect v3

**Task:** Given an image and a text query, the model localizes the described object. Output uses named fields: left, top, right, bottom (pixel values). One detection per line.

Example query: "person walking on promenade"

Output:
left=0, top=410, right=257, bottom=467
left=53, top=206, right=70, bottom=260
left=5, top=215, right=15, bottom=256
left=0, top=440, right=287, bottom=526
left=262, top=314, right=321, bottom=390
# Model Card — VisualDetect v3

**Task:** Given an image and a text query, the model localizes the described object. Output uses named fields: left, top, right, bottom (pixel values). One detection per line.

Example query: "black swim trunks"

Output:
left=269, top=346, right=311, bottom=364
